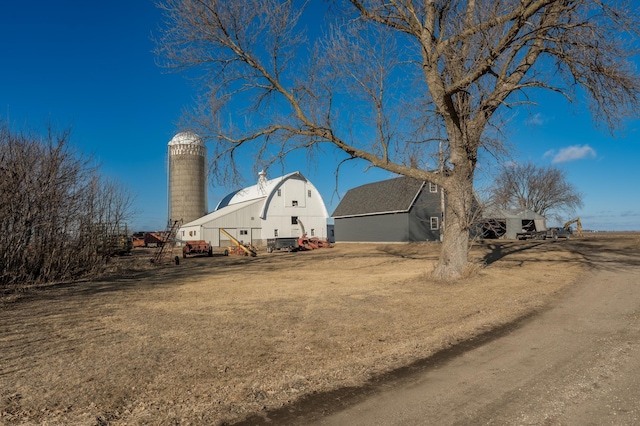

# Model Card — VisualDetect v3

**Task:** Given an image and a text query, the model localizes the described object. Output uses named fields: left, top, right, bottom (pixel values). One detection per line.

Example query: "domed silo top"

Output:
left=168, top=132, right=206, bottom=157
left=168, top=131, right=204, bottom=147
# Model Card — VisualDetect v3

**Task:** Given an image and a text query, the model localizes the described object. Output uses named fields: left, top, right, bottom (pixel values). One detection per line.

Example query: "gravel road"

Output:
left=303, top=242, right=640, bottom=425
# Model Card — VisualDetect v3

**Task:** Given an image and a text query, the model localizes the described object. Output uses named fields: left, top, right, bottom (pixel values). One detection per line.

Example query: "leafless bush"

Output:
left=0, top=123, right=134, bottom=290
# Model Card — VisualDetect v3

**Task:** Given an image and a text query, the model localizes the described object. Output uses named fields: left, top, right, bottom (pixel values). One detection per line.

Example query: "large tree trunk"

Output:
left=433, top=202, right=469, bottom=279
left=432, top=161, right=476, bottom=281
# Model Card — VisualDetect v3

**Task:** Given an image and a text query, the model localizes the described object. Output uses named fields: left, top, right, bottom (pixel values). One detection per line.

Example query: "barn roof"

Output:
left=176, top=170, right=330, bottom=226
left=181, top=198, right=263, bottom=228
left=215, top=171, right=306, bottom=210
left=332, top=176, right=425, bottom=218
left=481, top=207, right=546, bottom=220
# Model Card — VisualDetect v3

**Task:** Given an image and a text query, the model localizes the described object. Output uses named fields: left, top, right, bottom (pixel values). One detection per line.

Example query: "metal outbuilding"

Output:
left=479, top=207, right=547, bottom=240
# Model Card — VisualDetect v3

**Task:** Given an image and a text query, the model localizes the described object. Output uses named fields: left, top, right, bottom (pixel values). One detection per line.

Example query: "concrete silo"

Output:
left=168, top=132, right=207, bottom=225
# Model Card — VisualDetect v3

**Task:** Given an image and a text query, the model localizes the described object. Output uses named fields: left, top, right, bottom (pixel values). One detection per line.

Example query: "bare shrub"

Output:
left=0, top=123, right=134, bottom=291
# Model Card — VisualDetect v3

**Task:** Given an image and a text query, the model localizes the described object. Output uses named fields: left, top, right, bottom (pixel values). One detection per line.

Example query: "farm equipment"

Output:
left=298, top=235, right=333, bottom=250
left=296, top=219, right=332, bottom=250
left=220, top=228, right=257, bottom=257
left=144, top=231, right=170, bottom=247
left=151, top=220, right=182, bottom=265
left=266, top=237, right=299, bottom=253
left=516, top=230, right=547, bottom=240
left=182, top=240, right=213, bottom=258
left=94, top=222, right=133, bottom=256
left=131, top=232, right=146, bottom=248
left=564, top=217, right=584, bottom=237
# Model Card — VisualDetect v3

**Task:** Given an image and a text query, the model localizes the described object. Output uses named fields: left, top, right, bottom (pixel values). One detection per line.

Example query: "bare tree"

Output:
left=0, top=123, right=136, bottom=289
left=489, top=162, right=583, bottom=222
left=155, top=0, right=639, bottom=280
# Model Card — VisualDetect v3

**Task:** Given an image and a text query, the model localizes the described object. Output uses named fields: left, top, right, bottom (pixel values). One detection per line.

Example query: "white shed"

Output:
left=178, top=171, right=330, bottom=247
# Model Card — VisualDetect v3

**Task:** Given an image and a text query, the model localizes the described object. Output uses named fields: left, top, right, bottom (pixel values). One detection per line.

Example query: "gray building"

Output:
left=332, top=176, right=444, bottom=242
left=479, top=207, right=547, bottom=240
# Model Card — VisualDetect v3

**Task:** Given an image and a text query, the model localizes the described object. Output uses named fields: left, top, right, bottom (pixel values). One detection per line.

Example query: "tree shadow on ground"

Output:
left=475, top=235, right=640, bottom=271
left=561, top=237, right=640, bottom=271
left=475, top=240, right=548, bottom=266
left=0, top=251, right=265, bottom=306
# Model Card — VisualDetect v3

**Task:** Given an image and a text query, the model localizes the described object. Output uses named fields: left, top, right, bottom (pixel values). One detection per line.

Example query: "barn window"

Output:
left=274, top=229, right=278, bottom=237
left=240, top=230, right=248, bottom=236
left=307, top=190, right=311, bottom=198
left=429, top=182, right=437, bottom=192
left=277, top=189, right=281, bottom=196
left=430, top=217, right=439, bottom=230
left=292, top=200, right=298, bottom=207
left=291, top=216, right=298, bottom=225
left=310, top=229, right=315, bottom=236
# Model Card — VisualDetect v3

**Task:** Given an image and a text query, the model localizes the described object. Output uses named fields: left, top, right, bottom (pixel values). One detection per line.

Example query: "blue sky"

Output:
left=2, top=1, right=639, bottom=231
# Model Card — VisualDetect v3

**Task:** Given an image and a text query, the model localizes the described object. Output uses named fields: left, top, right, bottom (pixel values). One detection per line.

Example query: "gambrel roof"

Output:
left=215, top=171, right=304, bottom=210
left=212, top=171, right=329, bottom=220
left=332, top=176, right=426, bottom=218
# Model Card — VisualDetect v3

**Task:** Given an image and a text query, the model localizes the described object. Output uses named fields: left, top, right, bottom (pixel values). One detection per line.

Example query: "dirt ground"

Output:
left=304, top=233, right=640, bottom=426
left=1, top=233, right=634, bottom=425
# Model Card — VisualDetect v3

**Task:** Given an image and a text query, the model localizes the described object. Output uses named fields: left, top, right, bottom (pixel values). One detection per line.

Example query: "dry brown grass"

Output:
left=1, top=234, right=624, bottom=425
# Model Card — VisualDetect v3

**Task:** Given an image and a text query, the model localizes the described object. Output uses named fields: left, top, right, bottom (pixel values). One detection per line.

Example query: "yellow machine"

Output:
left=220, top=228, right=257, bottom=257
left=563, top=217, right=583, bottom=237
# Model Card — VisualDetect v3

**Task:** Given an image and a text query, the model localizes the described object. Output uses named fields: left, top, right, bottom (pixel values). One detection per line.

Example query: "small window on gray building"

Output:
left=429, top=182, right=438, bottom=193
left=291, top=216, right=298, bottom=225
left=430, top=217, right=439, bottom=230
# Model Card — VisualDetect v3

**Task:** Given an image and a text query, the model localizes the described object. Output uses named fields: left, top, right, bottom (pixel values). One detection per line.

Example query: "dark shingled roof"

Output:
left=332, top=176, right=425, bottom=218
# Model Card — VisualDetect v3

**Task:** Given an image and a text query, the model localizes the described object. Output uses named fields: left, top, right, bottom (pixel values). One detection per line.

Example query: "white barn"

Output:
left=178, top=171, right=330, bottom=248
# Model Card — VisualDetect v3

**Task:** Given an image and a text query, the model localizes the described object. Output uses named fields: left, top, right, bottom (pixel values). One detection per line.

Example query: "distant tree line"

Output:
left=0, top=123, right=134, bottom=290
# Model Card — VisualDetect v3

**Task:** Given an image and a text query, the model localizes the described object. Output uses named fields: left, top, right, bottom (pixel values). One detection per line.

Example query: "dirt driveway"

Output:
left=1, top=234, right=638, bottom=425
left=267, top=236, right=640, bottom=425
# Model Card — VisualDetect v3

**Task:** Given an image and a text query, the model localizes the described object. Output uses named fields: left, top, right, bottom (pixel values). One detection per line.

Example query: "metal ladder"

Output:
left=152, top=219, right=182, bottom=264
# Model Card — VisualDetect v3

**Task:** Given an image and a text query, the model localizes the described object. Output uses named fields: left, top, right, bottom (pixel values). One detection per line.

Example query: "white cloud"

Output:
left=527, top=113, right=547, bottom=126
left=545, top=145, right=597, bottom=163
